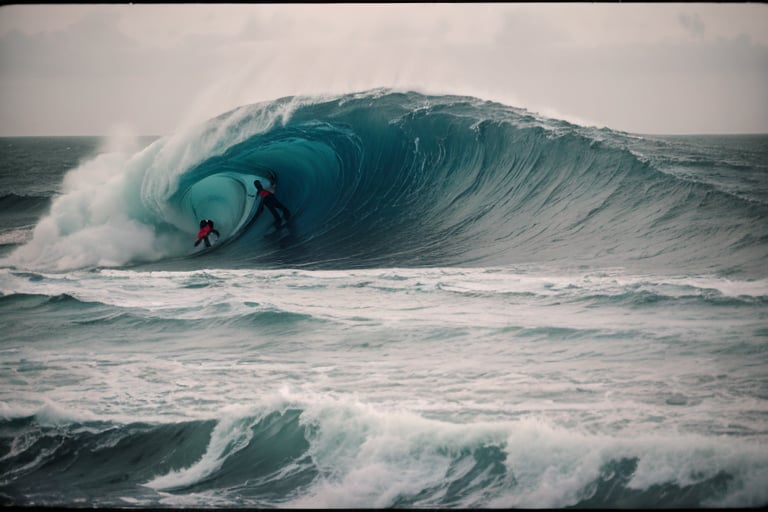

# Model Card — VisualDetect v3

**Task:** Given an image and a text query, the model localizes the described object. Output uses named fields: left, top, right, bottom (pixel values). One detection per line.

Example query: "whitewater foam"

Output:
left=147, top=413, right=261, bottom=491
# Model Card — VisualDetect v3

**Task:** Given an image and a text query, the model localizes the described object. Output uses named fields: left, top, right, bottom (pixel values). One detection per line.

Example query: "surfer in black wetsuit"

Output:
left=206, top=219, right=220, bottom=238
left=254, top=179, right=291, bottom=229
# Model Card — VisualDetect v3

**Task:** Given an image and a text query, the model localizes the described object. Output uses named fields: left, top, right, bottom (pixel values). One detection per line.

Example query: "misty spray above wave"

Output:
left=4, top=89, right=767, bottom=275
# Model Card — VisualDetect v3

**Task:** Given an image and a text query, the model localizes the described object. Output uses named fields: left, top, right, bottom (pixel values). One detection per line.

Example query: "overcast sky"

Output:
left=1, top=3, right=767, bottom=136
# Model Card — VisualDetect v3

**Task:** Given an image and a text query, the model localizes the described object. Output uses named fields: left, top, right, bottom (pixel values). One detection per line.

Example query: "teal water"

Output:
left=1, top=90, right=767, bottom=508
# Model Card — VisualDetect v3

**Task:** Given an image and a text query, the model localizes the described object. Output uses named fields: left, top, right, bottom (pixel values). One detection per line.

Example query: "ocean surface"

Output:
left=1, top=90, right=767, bottom=508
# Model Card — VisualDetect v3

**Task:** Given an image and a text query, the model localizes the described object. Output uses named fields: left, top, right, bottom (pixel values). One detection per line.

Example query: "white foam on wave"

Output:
left=145, top=407, right=264, bottom=491
left=236, top=389, right=768, bottom=509
left=0, top=96, right=310, bottom=273
left=0, top=396, right=98, bottom=425
left=1, top=141, right=184, bottom=271
left=0, top=227, right=34, bottom=246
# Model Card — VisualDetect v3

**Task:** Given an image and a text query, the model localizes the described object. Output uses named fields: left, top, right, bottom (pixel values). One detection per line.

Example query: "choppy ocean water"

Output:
left=1, top=90, right=767, bottom=508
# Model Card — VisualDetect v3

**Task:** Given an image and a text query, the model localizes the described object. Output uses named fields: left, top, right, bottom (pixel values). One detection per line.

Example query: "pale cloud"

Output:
left=0, top=3, right=766, bottom=136
left=678, top=12, right=706, bottom=39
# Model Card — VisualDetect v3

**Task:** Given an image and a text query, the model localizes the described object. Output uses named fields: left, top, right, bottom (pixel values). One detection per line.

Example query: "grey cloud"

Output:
left=0, top=10, right=139, bottom=78
left=494, top=8, right=568, bottom=49
left=237, top=11, right=295, bottom=42
left=1, top=4, right=766, bottom=135
left=678, top=12, right=706, bottom=39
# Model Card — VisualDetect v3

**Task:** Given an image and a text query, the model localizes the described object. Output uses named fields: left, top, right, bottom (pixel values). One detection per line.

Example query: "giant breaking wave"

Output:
left=5, top=90, right=767, bottom=276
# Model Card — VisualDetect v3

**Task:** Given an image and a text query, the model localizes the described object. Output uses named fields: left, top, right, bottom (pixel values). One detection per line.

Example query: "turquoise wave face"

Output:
left=155, top=91, right=766, bottom=276
left=4, top=90, right=768, bottom=275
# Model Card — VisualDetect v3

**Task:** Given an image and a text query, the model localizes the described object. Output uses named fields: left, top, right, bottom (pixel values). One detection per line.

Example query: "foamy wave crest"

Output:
left=2, top=391, right=767, bottom=508
left=4, top=140, right=183, bottom=270
left=1, top=98, right=303, bottom=271
left=146, top=413, right=261, bottom=491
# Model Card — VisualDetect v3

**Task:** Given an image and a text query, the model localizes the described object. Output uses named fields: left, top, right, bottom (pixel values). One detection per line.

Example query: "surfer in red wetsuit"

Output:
left=254, top=179, right=291, bottom=229
left=194, top=219, right=220, bottom=248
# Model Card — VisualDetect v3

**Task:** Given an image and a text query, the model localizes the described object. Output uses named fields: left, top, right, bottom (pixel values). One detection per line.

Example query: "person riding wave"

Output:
left=194, top=219, right=220, bottom=248
left=255, top=179, right=291, bottom=229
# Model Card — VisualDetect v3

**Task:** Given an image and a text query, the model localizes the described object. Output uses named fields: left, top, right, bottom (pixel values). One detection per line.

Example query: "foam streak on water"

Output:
left=2, top=266, right=765, bottom=432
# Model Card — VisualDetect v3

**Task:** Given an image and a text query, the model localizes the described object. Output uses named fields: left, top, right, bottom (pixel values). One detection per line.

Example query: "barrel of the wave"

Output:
left=182, top=171, right=269, bottom=252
